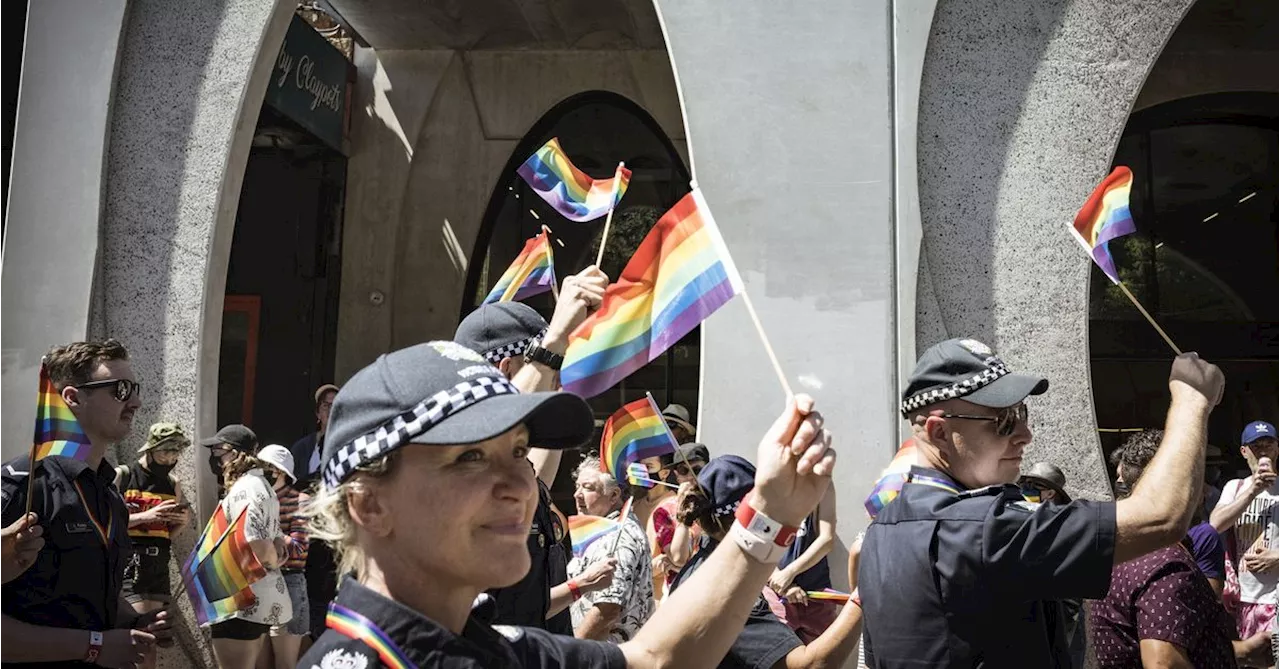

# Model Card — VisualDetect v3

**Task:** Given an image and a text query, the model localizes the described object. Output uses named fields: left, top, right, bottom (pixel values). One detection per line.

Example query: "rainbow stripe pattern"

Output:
left=626, top=462, right=654, bottom=489
left=1070, top=166, right=1137, bottom=284
left=327, top=604, right=415, bottom=669
left=864, top=441, right=919, bottom=519
left=482, top=229, right=556, bottom=304
left=562, top=189, right=744, bottom=398
left=182, top=505, right=261, bottom=626
left=32, top=364, right=93, bottom=461
left=568, top=514, right=619, bottom=558
left=598, top=395, right=678, bottom=484
left=517, top=138, right=631, bottom=222
left=194, top=508, right=266, bottom=603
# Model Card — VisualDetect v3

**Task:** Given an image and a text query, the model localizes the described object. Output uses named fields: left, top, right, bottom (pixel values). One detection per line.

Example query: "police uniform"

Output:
left=860, top=466, right=1115, bottom=668
left=299, top=576, right=624, bottom=669
left=1, top=455, right=131, bottom=668
left=487, top=479, right=570, bottom=633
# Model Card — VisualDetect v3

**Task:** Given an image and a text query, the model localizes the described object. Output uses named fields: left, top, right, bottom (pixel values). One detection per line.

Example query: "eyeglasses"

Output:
left=673, top=462, right=705, bottom=477
left=74, top=378, right=142, bottom=402
left=938, top=403, right=1028, bottom=437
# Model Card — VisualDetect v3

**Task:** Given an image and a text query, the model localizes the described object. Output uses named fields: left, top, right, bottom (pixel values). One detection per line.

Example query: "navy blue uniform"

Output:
left=488, top=479, right=570, bottom=633
left=1, top=455, right=131, bottom=668
left=860, top=466, right=1116, bottom=668
left=300, top=577, right=625, bottom=668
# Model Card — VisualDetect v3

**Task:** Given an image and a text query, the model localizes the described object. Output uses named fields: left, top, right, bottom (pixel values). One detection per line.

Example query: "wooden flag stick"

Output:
left=542, top=225, right=559, bottom=303
left=741, top=291, right=794, bottom=398
left=594, top=162, right=626, bottom=267
left=1116, top=281, right=1182, bottom=355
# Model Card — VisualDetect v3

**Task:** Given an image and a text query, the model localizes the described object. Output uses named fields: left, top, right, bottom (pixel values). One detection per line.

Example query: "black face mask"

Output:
left=663, top=469, right=680, bottom=486
left=208, top=453, right=224, bottom=478
left=148, top=460, right=176, bottom=477
left=264, top=471, right=279, bottom=487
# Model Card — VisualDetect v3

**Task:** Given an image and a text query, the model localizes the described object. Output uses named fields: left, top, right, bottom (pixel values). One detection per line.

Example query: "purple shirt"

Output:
left=1186, top=522, right=1227, bottom=581
left=1089, top=545, right=1236, bottom=669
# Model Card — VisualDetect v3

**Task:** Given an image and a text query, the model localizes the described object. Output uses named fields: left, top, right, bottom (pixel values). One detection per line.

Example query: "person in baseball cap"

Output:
left=201, top=424, right=258, bottom=482
left=300, top=337, right=840, bottom=669
left=859, top=340, right=1228, bottom=667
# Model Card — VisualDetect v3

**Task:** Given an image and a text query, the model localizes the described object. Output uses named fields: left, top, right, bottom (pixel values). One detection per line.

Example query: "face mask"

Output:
left=208, top=453, right=224, bottom=478
left=264, top=471, right=279, bottom=487
left=148, top=459, right=176, bottom=477
left=663, top=469, right=680, bottom=486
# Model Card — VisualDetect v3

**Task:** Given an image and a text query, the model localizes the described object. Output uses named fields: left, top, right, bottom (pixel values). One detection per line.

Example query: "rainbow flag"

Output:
left=517, top=138, right=631, bottom=223
left=598, top=396, right=678, bottom=484
left=31, top=364, right=93, bottom=461
left=1070, top=166, right=1137, bottom=284
left=194, top=506, right=266, bottom=603
left=562, top=189, right=744, bottom=398
left=864, top=441, right=918, bottom=519
left=182, top=505, right=261, bottom=625
left=568, top=514, right=618, bottom=558
left=626, top=462, right=654, bottom=489
left=482, top=229, right=556, bottom=304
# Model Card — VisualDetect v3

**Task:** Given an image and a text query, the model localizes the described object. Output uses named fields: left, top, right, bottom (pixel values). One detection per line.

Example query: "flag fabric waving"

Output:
left=193, top=506, right=266, bottom=603
left=561, top=189, right=744, bottom=398
left=482, top=228, right=557, bottom=304
left=864, top=441, right=919, bottom=519
left=32, top=363, right=93, bottom=462
left=598, top=395, right=678, bottom=484
left=1070, top=166, right=1137, bottom=284
left=517, top=138, right=631, bottom=222
left=568, top=514, right=618, bottom=558
left=626, top=462, right=654, bottom=489
left=182, top=505, right=264, bottom=625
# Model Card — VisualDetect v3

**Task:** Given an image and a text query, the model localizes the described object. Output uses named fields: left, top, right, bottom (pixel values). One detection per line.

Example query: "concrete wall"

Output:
left=0, top=0, right=128, bottom=462
left=914, top=0, right=1196, bottom=501
left=653, top=0, right=895, bottom=585
left=98, top=0, right=295, bottom=666
left=335, top=48, right=686, bottom=381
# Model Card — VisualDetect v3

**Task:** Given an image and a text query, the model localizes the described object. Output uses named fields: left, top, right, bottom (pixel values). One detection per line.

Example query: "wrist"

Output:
left=539, top=331, right=568, bottom=355
left=84, top=630, right=103, bottom=664
left=1168, top=386, right=1213, bottom=413
left=567, top=579, right=583, bottom=600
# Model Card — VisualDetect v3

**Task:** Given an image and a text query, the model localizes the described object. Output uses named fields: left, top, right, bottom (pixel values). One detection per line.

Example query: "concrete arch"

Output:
left=915, top=0, right=1197, bottom=500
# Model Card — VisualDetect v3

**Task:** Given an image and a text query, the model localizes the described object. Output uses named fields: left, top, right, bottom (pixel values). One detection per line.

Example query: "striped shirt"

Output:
left=278, top=486, right=309, bottom=571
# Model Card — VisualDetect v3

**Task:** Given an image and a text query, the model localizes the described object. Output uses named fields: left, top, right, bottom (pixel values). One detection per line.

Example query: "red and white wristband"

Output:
left=730, top=502, right=799, bottom=565
left=85, top=630, right=103, bottom=664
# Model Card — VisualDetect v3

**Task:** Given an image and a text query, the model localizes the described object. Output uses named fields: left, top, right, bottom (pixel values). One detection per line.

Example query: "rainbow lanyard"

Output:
left=326, top=603, right=414, bottom=669
left=907, top=473, right=963, bottom=496
left=72, top=480, right=114, bottom=547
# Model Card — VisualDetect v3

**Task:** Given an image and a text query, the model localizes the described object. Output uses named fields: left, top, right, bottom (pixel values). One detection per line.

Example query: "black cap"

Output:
left=455, top=303, right=548, bottom=365
left=321, top=340, right=593, bottom=489
left=901, top=338, right=1048, bottom=416
left=199, top=424, right=258, bottom=454
left=678, top=442, right=710, bottom=464
left=697, top=455, right=756, bottom=518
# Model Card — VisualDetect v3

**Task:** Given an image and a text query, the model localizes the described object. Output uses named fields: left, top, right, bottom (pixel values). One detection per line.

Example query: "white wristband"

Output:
left=729, top=521, right=789, bottom=564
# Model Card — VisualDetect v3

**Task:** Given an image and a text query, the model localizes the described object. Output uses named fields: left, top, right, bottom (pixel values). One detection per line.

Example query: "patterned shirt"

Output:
left=1089, top=545, right=1236, bottom=669
left=222, top=469, right=292, bottom=626
left=567, top=509, right=654, bottom=643
left=278, top=485, right=309, bottom=571
left=1215, top=477, right=1279, bottom=603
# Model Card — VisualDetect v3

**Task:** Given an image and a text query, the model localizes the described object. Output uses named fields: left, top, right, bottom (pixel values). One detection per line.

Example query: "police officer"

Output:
left=1, top=340, right=171, bottom=668
left=859, top=338, right=1225, bottom=667
left=455, top=271, right=607, bottom=632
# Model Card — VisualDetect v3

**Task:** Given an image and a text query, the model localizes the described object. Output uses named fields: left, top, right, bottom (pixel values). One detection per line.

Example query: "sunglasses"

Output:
left=673, top=462, right=705, bottom=477
left=938, top=403, right=1028, bottom=437
left=74, top=378, right=142, bottom=402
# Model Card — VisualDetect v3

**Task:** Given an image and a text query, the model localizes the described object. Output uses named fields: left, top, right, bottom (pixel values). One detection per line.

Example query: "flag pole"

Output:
left=542, top=225, right=559, bottom=302
left=595, top=162, right=625, bottom=267
left=1115, top=281, right=1182, bottom=355
left=740, top=291, right=794, bottom=398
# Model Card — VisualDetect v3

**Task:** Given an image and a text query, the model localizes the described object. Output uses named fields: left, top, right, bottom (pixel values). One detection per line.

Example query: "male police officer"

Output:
left=1, top=340, right=172, bottom=668
left=860, top=338, right=1225, bottom=667
left=455, top=266, right=608, bottom=633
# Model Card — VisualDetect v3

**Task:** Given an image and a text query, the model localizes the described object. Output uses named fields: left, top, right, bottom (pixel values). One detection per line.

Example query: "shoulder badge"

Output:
left=314, top=647, right=370, bottom=669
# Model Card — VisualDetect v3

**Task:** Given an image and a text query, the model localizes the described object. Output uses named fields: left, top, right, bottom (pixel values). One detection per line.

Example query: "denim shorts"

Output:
left=270, top=572, right=310, bottom=637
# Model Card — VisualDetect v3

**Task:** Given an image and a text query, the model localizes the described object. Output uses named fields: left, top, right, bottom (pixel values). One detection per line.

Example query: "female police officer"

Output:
left=302, top=341, right=835, bottom=668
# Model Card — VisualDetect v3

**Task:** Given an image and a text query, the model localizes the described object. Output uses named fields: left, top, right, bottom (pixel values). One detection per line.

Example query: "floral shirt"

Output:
left=567, top=509, right=654, bottom=643
left=222, top=469, right=292, bottom=626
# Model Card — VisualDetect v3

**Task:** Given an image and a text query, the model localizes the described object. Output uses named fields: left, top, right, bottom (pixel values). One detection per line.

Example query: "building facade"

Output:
left=3, top=1, right=1275, bottom=666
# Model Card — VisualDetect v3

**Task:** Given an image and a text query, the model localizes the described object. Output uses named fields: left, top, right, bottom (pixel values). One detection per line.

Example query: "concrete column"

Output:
left=653, top=0, right=896, bottom=579
left=1, top=0, right=129, bottom=461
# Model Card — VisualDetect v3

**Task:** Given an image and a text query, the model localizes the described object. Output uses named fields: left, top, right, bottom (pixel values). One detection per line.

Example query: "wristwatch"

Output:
left=85, top=630, right=103, bottom=664
left=523, top=341, right=564, bottom=370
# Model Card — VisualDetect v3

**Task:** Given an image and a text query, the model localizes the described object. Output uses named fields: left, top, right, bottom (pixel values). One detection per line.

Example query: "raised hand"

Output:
left=1168, top=352, right=1225, bottom=407
left=1, top=512, right=44, bottom=584
left=750, top=394, right=835, bottom=527
left=542, top=266, right=609, bottom=351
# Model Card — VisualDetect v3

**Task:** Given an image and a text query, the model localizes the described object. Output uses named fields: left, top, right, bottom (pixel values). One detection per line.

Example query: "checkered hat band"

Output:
left=900, top=361, right=1011, bottom=415
left=322, top=376, right=519, bottom=488
left=713, top=500, right=742, bottom=518
left=482, top=329, right=547, bottom=365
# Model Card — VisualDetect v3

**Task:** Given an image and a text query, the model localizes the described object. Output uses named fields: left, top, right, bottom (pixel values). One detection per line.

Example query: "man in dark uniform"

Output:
left=859, top=338, right=1226, bottom=668
left=454, top=266, right=607, bottom=632
left=1, top=339, right=172, bottom=668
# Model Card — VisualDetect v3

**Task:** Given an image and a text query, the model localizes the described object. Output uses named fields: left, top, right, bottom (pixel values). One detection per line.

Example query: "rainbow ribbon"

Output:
left=327, top=603, right=415, bottom=669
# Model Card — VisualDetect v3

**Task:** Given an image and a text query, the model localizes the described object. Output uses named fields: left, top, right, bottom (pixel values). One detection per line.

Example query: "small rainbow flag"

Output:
left=31, top=363, right=93, bottom=461
left=568, top=514, right=619, bottom=558
left=182, top=505, right=262, bottom=625
left=517, top=138, right=631, bottom=223
left=482, top=228, right=556, bottom=304
left=562, top=189, right=744, bottom=398
left=194, top=507, right=266, bottom=603
left=864, top=440, right=918, bottom=519
left=626, top=462, right=654, bottom=489
left=1070, top=166, right=1137, bottom=284
left=598, top=395, right=678, bottom=484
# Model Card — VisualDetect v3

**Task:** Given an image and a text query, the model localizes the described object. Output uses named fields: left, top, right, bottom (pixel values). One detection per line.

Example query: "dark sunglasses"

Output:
left=74, top=378, right=142, bottom=402
left=673, top=462, right=705, bottom=477
left=938, top=403, right=1028, bottom=437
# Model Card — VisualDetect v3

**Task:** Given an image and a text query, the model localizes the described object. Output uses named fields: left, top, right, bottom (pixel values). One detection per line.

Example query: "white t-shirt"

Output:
left=1216, top=477, right=1279, bottom=604
left=222, top=469, right=293, bottom=625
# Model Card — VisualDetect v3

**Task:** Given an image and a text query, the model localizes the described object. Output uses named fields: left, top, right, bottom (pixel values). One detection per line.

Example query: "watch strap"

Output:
left=523, top=342, right=564, bottom=370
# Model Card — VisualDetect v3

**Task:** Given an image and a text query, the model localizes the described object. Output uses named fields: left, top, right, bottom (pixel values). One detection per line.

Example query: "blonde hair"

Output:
left=304, top=452, right=398, bottom=580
